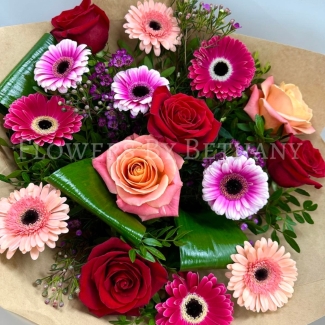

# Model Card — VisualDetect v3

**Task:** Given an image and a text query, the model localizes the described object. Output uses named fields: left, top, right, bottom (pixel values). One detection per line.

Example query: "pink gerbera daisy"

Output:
left=0, top=183, right=69, bottom=260
left=226, top=238, right=298, bottom=312
left=3, top=93, right=83, bottom=146
left=123, top=0, right=181, bottom=56
left=202, top=156, right=269, bottom=220
left=155, top=272, right=234, bottom=325
left=34, top=39, right=91, bottom=93
left=111, top=65, right=169, bottom=116
left=188, top=36, right=255, bottom=100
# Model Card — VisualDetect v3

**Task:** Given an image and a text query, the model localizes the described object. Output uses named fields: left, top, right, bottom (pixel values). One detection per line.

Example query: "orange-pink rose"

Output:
left=244, top=76, right=315, bottom=135
left=92, top=134, right=184, bottom=221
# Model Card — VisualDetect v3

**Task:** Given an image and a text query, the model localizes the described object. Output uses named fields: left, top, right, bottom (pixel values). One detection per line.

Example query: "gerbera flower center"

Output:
left=149, top=20, right=162, bottom=30
left=132, top=85, right=150, bottom=98
left=38, top=119, right=53, bottom=130
left=209, top=58, right=233, bottom=82
left=181, top=294, right=208, bottom=324
left=213, top=62, right=229, bottom=76
left=220, top=173, right=248, bottom=200
left=31, top=116, right=59, bottom=135
left=245, top=259, right=282, bottom=295
left=21, top=209, right=39, bottom=225
left=255, top=267, right=269, bottom=281
left=52, top=57, right=74, bottom=78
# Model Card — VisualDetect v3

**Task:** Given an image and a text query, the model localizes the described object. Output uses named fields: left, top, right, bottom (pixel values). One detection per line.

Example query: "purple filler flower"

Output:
left=202, top=3, right=211, bottom=11
left=109, top=49, right=133, bottom=68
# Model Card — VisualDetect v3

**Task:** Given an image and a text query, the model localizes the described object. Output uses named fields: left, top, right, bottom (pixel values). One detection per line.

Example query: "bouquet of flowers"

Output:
left=0, top=0, right=324, bottom=324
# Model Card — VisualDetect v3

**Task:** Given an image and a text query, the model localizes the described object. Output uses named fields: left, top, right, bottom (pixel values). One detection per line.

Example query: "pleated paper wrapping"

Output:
left=0, top=1, right=325, bottom=324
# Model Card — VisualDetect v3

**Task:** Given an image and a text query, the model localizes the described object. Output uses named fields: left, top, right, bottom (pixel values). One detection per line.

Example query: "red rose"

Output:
left=79, top=238, right=167, bottom=317
left=147, top=86, right=221, bottom=154
left=267, top=134, right=325, bottom=189
left=51, top=0, right=110, bottom=54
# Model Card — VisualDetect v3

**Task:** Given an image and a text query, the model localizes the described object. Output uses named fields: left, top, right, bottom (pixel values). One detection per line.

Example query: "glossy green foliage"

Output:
left=175, top=210, right=248, bottom=270
left=0, top=33, right=56, bottom=115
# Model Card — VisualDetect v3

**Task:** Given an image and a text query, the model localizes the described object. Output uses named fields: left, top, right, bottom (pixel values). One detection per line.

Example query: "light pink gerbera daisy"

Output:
left=156, top=272, right=234, bottom=325
left=34, top=39, right=91, bottom=93
left=0, top=183, right=69, bottom=260
left=188, top=36, right=255, bottom=101
left=202, top=156, right=269, bottom=220
left=111, top=65, right=169, bottom=116
left=3, top=93, right=82, bottom=146
left=226, top=238, right=298, bottom=312
left=123, top=0, right=181, bottom=56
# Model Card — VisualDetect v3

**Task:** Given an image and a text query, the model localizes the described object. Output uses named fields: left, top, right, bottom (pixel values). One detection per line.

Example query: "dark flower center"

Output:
left=220, top=173, right=248, bottom=200
left=225, top=178, right=243, bottom=195
left=57, top=60, right=70, bottom=74
left=132, top=85, right=150, bottom=98
left=149, top=20, right=161, bottom=31
left=213, top=61, right=229, bottom=76
left=38, top=119, right=53, bottom=130
left=185, top=298, right=203, bottom=319
left=21, top=209, right=39, bottom=225
left=255, top=268, right=269, bottom=281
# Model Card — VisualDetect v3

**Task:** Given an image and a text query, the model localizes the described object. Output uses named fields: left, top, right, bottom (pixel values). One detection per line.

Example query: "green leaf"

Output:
left=175, top=210, right=248, bottom=270
left=302, top=211, right=314, bottom=224
left=303, top=200, right=313, bottom=210
left=0, top=174, right=10, bottom=183
left=128, top=249, right=136, bottom=263
left=165, top=227, right=178, bottom=240
left=6, top=170, right=23, bottom=179
left=160, top=67, right=175, bottom=78
left=146, top=246, right=166, bottom=261
left=143, top=56, right=153, bottom=70
left=283, top=234, right=300, bottom=253
left=278, top=200, right=291, bottom=212
left=19, top=145, right=38, bottom=155
left=143, top=238, right=163, bottom=247
left=21, top=172, right=31, bottom=183
left=218, top=127, right=233, bottom=139
left=152, top=293, right=161, bottom=304
left=293, top=213, right=305, bottom=224
left=237, top=123, right=251, bottom=132
left=46, top=159, right=145, bottom=246
left=271, top=230, right=280, bottom=244
left=270, top=188, right=283, bottom=202
left=285, top=194, right=300, bottom=207
left=294, top=188, right=310, bottom=196
left=0, top=138, right=9, bottom=147
left=255, top=114, right=265, bottom=135
left=0, top=33, right=56, bottom=111
left=283, top=230, right=297, bottom=238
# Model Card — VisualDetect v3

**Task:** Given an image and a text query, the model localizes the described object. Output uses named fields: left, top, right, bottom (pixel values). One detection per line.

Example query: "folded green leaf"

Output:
left=175, top=210, right=248, bottom=270
left=46, top=158, right=146, bottom=246
left=0, top=33, right=56, bottom=114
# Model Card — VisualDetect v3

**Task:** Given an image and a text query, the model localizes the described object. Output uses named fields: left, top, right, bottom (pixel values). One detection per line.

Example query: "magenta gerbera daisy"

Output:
left=111, top=65, right=169, bottom=116
left=34, top=39, right=91, bottom=93
left=123, top=0, right=181, bottom=56
left=3, top=93, right=82, bottom=146
left=226, top=238, right=298, bottom=312
left=202, top=156, right=269, bottom=220
left=0, top=183, right=69, bottom=260
left=155, top=272, right=234, bottom=325
left=188, top=36, right=255, bottom=100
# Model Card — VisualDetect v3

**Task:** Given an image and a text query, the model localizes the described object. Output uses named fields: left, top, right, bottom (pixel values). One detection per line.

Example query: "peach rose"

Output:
left=244, top=76, right=315, bottom=134
left=92, top=134, right=184, bottom=221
